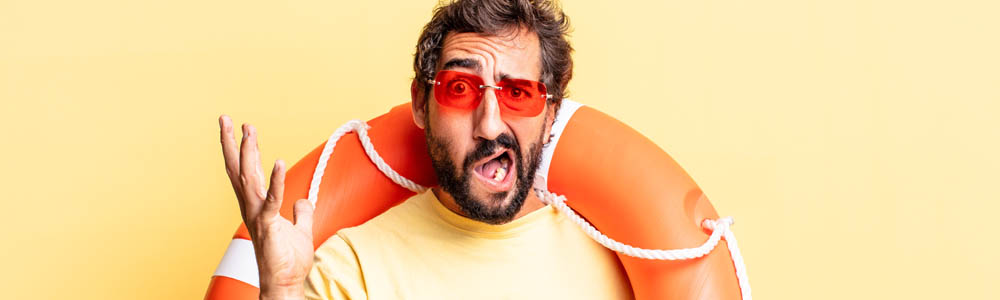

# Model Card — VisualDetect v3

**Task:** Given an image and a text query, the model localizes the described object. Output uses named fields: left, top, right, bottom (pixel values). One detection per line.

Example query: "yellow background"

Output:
left=2, top=0, right=997, bottom=299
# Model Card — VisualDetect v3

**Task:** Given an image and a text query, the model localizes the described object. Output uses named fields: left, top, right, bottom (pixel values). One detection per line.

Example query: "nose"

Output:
left=473, top=86, right=505, bottom=141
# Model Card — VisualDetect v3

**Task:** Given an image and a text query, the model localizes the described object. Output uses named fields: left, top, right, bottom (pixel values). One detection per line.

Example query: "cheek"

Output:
left=428, top=104, right=476, bottom=161
left=506, top=116, right=547, bottom=151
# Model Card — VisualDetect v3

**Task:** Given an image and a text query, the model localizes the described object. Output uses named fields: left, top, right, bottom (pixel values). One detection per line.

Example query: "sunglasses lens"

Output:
left=434, top=71, right=482, bottom=111
left=497, top=78, right=546, bottom=117
left=432, top=70, right=547, bottom=117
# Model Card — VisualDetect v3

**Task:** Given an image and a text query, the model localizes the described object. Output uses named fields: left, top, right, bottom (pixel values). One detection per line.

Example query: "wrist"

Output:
left=259, top=283, right=305, bottom=300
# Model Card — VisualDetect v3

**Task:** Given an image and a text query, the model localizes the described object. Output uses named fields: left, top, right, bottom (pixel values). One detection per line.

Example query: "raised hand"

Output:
left=219, top=115, right=314, bottom=300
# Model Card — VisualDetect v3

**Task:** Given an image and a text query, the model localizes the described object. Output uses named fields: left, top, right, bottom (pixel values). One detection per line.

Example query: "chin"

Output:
left=455, top=182, right=525, bottom=225
left=475, top=187, right=515, bottom=209
left=425, top=125, right=545, bottom=225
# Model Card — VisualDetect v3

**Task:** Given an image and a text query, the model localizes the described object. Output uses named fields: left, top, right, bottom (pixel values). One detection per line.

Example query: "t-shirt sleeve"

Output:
left=304, top=233, right=368, bottom=300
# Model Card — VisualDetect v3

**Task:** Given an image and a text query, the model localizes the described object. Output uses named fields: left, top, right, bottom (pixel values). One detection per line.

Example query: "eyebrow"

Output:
left=441, top=58, right=482, bottom=73
left=441, top=58, right=514, bottom=81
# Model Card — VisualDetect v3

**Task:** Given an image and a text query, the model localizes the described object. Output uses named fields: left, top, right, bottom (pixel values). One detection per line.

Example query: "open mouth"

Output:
left=472, top=149, right=515, bottom=190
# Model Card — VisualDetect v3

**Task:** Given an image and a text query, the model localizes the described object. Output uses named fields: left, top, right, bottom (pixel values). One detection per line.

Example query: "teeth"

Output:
left=493, top=165, right=507, bottom=181
left=490, top=154, right=511, bottom=182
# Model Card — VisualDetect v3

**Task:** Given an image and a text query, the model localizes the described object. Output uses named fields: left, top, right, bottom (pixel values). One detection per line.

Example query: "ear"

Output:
left=411, top=79, right=428, bottom=130
left=542, top=101, right=558, bottom=145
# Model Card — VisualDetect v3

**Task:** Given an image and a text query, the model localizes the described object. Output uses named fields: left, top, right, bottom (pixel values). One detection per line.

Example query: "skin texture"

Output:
left=217, top=118, right=314, bottom=300
left=410, top=28, right=556, bottom=224
left=217, top=27, right=557, bottom=300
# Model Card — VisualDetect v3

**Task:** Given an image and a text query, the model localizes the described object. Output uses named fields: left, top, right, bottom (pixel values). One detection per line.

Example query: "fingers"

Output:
left=256, top=141, right=266, bottom=197
left=262, top=159, right=286, bottom=219
left=293, top=198, right=314, bottom=234
left=220, top=115, right=250, bottom=224
left=240, top=124, right=266, bottom=201
left=218, top=115, right=241, bottom=182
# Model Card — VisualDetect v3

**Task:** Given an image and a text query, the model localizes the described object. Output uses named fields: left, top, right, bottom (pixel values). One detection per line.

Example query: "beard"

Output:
left=425, top=125, right=545, bottom=225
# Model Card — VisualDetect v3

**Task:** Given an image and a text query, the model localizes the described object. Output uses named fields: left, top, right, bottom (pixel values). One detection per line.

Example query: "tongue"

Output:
left=479, top=158, right=503, bottom=179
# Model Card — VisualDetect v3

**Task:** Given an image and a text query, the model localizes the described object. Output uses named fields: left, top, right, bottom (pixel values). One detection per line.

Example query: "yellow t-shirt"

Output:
left=304, top=190, right=634, bottom=300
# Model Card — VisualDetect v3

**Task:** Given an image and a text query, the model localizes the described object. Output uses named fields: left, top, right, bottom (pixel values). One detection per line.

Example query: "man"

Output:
left=217, top=0, right=633, bottom=299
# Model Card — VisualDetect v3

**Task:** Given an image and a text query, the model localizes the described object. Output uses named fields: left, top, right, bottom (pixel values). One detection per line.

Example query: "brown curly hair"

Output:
left=413, top=0, right=573, bottom=111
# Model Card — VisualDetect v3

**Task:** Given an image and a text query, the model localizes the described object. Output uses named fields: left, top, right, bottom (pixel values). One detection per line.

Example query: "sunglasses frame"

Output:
left=426, top=70, right=553, bottom=117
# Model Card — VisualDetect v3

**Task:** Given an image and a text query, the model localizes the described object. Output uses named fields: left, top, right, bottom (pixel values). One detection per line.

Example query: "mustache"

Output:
left=462, top=133, right=519, bottom=170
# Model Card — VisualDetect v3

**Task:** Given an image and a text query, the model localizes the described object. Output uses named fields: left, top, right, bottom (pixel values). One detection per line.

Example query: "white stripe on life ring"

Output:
left=533, top=99, right=583, bottom=191
left=212, top=238, right=260, bottom=288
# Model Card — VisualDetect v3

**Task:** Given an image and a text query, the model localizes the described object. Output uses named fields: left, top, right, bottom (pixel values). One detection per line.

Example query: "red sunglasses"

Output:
left=427, top=70, right=552, bottom=117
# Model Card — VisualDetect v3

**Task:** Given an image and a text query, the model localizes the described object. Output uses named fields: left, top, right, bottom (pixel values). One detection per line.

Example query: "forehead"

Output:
left=438, top=28, right=542, bottom=80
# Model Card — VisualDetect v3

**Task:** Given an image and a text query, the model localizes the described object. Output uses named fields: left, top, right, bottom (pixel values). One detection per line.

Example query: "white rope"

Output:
left=306, top=120, right=428, bottom=207
left=712, top=218, right=753, bottom=300
left=308, top=120, right=750, bottom=300
left=537, top=190, right=752, bottom=300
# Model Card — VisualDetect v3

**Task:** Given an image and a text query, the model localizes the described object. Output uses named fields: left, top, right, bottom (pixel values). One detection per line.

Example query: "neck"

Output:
left=432, top=188, right=546, bottom=224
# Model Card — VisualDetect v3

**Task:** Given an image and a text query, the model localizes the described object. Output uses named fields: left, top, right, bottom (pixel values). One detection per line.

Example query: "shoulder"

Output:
left=306, top=192, right=434, bottom=299
left=307, top=192, right=432, bottom=278
left=305, top=234, right=367, bottom=300
left=307, top=192, right=425, bottom=299
left=336, top=191, right=438, bottom=245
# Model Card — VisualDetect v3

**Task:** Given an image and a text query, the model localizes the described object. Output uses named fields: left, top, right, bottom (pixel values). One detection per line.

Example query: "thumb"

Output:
left=293, top=198, right=314, bottom=234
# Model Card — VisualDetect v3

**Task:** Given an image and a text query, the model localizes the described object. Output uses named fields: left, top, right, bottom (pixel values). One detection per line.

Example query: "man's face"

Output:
left=414, top=28, right=554, bottom=225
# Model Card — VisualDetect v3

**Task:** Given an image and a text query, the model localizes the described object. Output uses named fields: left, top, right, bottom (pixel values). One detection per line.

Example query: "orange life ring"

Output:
left=205, top=100, right=751, bottom=299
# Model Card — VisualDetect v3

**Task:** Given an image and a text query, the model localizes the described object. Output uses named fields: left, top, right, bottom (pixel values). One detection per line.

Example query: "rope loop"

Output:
left=308, top=120, right=751, bottom=300
left=307, top=120, right=428, bottom=206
